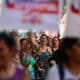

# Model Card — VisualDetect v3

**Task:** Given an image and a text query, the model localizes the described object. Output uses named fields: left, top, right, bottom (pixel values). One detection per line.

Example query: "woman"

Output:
left=36, top=34, right=52, bottom=79
left=48, top=37, right=60, bottom=67
left=21, top=38, right=36, bottom=80
left=46, top=37, right=80, bottom=80
left=30, top=33, right=39, bottom=57
left=19, top=38, right=28, bottom=62
left=0, top=31, right=29, bottom=80
left=10, top=31, right=21, bottom=65
left=51, top=37, right=60, bottom=52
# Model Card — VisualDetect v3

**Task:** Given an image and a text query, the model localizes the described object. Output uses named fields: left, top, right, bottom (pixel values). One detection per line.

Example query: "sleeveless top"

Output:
left=38, top=48, right=50, bottom=67
left=39, top=50, right=49, bottom=63
left=37, top=49, right=50, bottom=78
left=0, top=66, right=24, bottom=80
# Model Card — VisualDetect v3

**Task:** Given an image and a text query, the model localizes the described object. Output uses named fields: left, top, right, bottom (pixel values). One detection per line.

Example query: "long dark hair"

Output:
left=0, top=31, right=16, bottom=58
left=0, top=31, right=16, bottom=49
left=54, top=37, right=79, bottom=64
left=40, top=34, right=48, bottom=40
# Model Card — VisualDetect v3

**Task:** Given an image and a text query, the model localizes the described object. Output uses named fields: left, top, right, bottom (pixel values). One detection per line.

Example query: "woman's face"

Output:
left=21, top=39, right=30, bottom=52
left=0, top=40, right=11, bottom=70
left=21, top=40, right=27, bottom=51
left=52, top=38, right=59, bottom=48
left=67, top=40, right=80, bottom=64
left=40, top=36, right=47, bottom=45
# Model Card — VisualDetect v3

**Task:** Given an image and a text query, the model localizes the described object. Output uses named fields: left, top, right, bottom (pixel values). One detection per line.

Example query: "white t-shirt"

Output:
left=46, top=65, right=80, bottom=80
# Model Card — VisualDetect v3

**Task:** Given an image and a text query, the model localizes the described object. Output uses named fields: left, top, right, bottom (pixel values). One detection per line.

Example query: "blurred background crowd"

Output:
left=11, top=30, right=60, bottom=80
left=0, top=30, right=60, bottom=80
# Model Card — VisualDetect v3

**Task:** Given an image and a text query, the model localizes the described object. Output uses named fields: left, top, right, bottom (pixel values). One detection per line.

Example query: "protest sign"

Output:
left=0, top=0, right=62, bottom=31
left=65, top=0, right=80, bottom=38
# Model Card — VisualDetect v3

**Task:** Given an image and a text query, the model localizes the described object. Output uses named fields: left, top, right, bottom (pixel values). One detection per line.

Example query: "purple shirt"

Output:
left=0, top=66, right=24, bottom=80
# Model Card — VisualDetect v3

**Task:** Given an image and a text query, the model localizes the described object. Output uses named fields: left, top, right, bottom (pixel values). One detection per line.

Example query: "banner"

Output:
left=65, top=0, right=80, bottom=38
left=0, top=0, right=62, bottom=31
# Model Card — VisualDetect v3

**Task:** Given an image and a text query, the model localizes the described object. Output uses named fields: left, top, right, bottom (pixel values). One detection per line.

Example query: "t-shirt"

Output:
left=21, top=56, right=35, bottom=72
left=46, top=65, right=80, bottom=80
left=0, top=66, right=24, bottom=80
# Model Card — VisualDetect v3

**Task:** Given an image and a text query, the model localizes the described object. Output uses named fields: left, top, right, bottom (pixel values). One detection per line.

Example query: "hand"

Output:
left=50, top=60, right=56, bottom=65
left=38, top=67, right=44, bottom=72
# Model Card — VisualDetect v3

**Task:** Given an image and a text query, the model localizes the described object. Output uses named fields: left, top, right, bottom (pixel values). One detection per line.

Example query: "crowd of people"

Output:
left=0, top=31, right=80, bottom=80
left=0, top=31, right=60, bottom=80
left=19, top=32, right=60, bottom=80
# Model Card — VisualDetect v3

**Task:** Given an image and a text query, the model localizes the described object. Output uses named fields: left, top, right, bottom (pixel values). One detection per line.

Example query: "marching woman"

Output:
left=0, top=32, right=29, bottom=80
